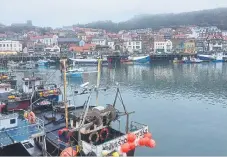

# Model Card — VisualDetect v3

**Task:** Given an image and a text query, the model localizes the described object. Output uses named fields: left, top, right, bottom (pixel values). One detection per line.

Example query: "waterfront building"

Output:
left=31, top=35, right=58, bottom=46
left=44, top=45, right=60, bottom=53
left=0, top=40, right=22, bottom=52
left=124, top=40, right=142, bottom=53
left=206, top=35, right=223, bottom=51
left=107, top=41, right=115, bottom=50
left=91, top=38, right=107, bottom=46
left=184, top=40, right=196, bottom=53
left=154, top=40, right=172, bottom=53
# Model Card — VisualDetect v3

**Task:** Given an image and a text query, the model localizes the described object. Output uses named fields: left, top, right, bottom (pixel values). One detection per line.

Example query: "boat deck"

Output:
left=0, top=116, right=45, bottom=147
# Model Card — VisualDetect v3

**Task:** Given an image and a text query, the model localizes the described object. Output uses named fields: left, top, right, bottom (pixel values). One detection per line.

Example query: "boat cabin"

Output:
left=22, top=77, right=42, bottom=93
left=0, top=113, right=18, bottom=130
left=0, top=83, right=12, bottom=93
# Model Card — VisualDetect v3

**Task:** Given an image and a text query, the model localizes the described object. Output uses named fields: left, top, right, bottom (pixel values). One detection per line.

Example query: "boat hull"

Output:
left=7, top=100, right=30, bottom=111
left=66, top=72, right=82, bottom=77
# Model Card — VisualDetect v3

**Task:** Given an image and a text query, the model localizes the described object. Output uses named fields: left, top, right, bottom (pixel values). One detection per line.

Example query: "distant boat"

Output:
left=69, top=58, right=108, bottom=65
left=182, top=57, right=203, bottom=63
left=197, top=53, right=224, bottom=62
left=66, top=67, right=84, bottom=77
left=37, top=59, right=48, bottom=66
left=122, top=55, right=151, bottom=64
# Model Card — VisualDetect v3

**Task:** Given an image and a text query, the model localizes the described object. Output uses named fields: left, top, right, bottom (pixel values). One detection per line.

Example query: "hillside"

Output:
left=77, top=8, right=227, bottom=32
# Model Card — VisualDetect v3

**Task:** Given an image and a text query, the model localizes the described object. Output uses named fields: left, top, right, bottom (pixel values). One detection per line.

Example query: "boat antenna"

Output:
left=96, top=59, right=101, bottom=106
left=60, top=59, right=69, bottom=128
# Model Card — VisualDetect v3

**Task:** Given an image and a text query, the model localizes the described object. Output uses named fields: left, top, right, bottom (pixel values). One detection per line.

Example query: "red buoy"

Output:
left=144, top=137, right=150, bottom=146
left=144, top=132, right=152, bottom=139
left=129, top=142, right=136, bottom=150
left=147, top=139, right=156, bottom=148
left=127, top=133, right=136, bottom=142
left=138, top=138, right=146, bottom=146
left=121, top=143, right=130, bottom=153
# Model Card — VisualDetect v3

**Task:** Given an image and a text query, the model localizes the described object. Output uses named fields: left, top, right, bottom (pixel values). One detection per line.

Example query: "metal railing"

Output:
left=0, top=114, right=45, bottom=147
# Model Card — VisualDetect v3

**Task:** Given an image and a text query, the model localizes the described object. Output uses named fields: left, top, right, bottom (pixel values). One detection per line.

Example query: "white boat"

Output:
left=128, top=55, right=151, bottom=64
left=66, top=67, right=84, bottom=77
left=198, top=53, right=224, bottom=62
left=37, top=59, right=48, bottom=66
left=69, top=58, right=108, bottom=65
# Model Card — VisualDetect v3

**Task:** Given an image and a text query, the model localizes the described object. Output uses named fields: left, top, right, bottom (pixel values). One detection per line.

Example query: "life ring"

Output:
left=89, top=132, right=99, bottom=144
left=28, top=111, right=36, bottom=123
left=100, top=128, right=109, bottom=141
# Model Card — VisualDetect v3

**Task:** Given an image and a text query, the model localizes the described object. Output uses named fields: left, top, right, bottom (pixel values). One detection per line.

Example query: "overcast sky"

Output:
left=0, top=0, right=226, bottom=28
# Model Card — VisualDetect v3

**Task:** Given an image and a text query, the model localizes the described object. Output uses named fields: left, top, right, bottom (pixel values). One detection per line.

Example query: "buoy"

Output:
left=138, top=138, right=146, bottom=146
left=24, top=111, right=28, bottom=119
left=121, top=143, right=130, bottom=153
left=144, top=132, right=152, bottom=139
left=147, top=139, right=156, bottom=148
left=127, top=133, right=136, bottom=142
left=144, top=137, right=150, bottom=146
left=129, top=142, right=136, bottom=150
left=112, top=152, right=120, bottom=157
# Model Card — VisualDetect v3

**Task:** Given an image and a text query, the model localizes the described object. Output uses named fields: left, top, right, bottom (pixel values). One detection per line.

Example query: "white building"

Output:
left=154, top=40, right=172, bottom=53
left=44, top=45, right=60, bottom=53
left=124, top=40, right=142, bottom=53
left=107, top=41, right=115, bottom=50
left=91, top=38, right=107, bottom=46
left=222, top=31, right=227, bottom=36
left=32, top=35, right=58, bottom=46
left=0, top=40, right=22, bottom=52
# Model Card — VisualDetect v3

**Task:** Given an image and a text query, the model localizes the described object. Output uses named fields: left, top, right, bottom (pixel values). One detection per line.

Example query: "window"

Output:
left=3, top=44, right=5, bottom=47
left=136, top=42, right=140, bottom=45
left=10, top=119, right=16, bottom=124
left=10, top=44, right=12, bottom=47
left=14, top=44, right=16, bottom=47
left=0, top=44, right=1, bottom=47
left=136, top=46, right=140, bottom=49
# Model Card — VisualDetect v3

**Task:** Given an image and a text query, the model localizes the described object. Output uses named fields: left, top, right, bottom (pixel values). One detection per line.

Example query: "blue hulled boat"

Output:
left=37, top=59, right=48, bottom=66
left=127, top=55, right=151, bottom=64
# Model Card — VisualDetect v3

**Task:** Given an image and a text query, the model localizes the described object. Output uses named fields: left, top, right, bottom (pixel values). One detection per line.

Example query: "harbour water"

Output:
left=5, top=62, right=227, bottom=156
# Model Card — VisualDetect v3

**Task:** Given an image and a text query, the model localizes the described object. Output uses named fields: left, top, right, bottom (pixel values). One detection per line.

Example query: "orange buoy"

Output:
left=144, top=137, right=150, bottom=146
left=138, top=138, right=146, bottom=146
left=147, top=139, right=156, bottom=148
left=60, top=147, right=77, bottom=157
left=28, top=111, right=36, bottom=123
left=127, top=133, right=136, bottom=143
left=129, top=142, right=136, bottom=150
left=144, top=132, right=152, bottom=139
left=121, top=143, right=130, bottom=153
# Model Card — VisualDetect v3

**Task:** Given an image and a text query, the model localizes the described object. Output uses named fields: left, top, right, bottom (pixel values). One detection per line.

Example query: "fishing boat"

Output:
left=197, top=53, right=224, bottom=62
left=122, top=55, right=151, bottom=64
left=31, top=59, right=156, bottom=156
left=182, top=57, right=203, bottom=63
left=0, top=83, right=14, bottom=100
left=37, top=59, right=48, bottom=66
left=0, top=110, right=47, bottom=156
left=0, top=72, right=17, bottom=89
left=66, top=68, right=84, bottom=77
left=69, top=58, right=108, bottom=66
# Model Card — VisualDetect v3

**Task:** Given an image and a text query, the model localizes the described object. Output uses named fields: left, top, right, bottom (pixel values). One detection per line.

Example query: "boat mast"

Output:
left=61, top=59, right=68, bottom=128
left=96, top=59, right=101, bottom=106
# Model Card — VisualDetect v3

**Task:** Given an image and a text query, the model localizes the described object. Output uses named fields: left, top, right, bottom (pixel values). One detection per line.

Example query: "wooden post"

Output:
left=61, top=59, right=68, bottom=128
